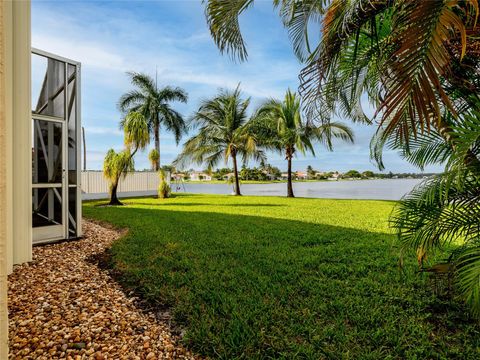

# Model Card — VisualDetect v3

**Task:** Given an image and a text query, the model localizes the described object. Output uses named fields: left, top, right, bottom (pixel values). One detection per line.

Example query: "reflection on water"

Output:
left=179, top=179, right=425, bottom=200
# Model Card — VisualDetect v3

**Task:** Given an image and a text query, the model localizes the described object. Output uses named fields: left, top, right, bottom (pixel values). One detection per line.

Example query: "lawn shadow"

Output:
left=129, top=202, right=285, bottom=208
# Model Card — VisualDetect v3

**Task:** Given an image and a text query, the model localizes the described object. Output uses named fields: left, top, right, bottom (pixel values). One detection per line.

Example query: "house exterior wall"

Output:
left=189, top=173, right=200, bottom=181
left=1, top=0, right=32, bottom=356
left=190, top=173, right=212, bottom=181
left=4, top=0, right=32, bottom=272
left=1, top=1, right=8, bottom=356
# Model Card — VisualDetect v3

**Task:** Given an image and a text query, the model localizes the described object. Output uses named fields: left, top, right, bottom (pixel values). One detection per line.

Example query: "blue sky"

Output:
left=32, top=0, right=442, bottom=173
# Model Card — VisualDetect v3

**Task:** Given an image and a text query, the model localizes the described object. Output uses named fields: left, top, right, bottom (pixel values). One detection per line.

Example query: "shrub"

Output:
left=158, top=170, right=171, bottom=198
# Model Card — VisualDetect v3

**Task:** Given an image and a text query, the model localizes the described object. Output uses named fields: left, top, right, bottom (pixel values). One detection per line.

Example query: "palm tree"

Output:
left=253, top=90, right=353, bottom=197
left=103, top=149, right=134, bottom=206
left=118, top=72, right=188, bottom=171
left=174, top=86, right=264, bottom=195
left=103, top=112, right=149, bottom=205
left=148, top=149, right=160, bottom=170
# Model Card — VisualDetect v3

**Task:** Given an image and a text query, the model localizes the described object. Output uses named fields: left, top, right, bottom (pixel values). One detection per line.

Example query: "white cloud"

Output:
left=33, top=34, right=129, bottom=72
left=32, top=2, right=301, bottom=101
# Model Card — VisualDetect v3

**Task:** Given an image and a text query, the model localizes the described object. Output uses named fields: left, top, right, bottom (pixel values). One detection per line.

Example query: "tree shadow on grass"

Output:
left=84, top=206, right=480, bottom=360
left=129, top=202, right=285, bottom=208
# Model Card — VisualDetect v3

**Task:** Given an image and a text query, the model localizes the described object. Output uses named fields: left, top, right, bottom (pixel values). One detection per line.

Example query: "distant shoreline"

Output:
left=181, top=177, right=428, bottom=185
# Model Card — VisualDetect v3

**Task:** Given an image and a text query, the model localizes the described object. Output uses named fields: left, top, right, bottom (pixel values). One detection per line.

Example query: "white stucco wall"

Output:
left=1, top=0, right=32, bottom=356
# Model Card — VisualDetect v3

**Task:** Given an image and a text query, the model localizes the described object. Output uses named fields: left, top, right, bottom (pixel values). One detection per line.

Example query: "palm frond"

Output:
left=204, top=0, right=254, bottom=61
left=127, top=72, right=156, bottom=95
left=157, top=86, right=188, bottom=104
left=392, top=171, right=480, bottom=262
left=118, top=90, right=146, bottom=114
left=456, top=245, right=480, bottom=316
left=300, top=0, right=390, bottom=120
left=159, top=106, right=188, bottom=144
left=313, top=122, right=354, bottom=151
left=371, top=124, right=453, bottom=171
left=274, top=0, right=325, bottom=62
left=122, top=112, right=150, bottom=151
left=375, top=0, right=471, bottom=142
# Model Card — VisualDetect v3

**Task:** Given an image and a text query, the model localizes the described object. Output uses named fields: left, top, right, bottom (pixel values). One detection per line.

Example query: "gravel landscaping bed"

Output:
left=8, top=220, right=197, bottom=359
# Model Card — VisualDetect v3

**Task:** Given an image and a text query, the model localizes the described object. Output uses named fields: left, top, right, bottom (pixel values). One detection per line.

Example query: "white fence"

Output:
left=81, top=171, right=169, bottom=198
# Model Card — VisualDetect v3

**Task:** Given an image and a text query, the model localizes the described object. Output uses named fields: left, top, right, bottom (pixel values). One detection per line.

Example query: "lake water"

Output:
left=174, top=179, right=424, bottom=200
left=84, top=179, right=425, bottom=201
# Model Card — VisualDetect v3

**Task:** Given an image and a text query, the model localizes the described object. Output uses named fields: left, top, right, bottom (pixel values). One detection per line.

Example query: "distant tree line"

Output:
left=159, top=164, right=437, bottom=181
left=340, top=170, right=437, bottom=180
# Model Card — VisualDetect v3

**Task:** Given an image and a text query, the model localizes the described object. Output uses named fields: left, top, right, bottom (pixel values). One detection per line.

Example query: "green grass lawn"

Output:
left=84, top=194, right=480, bottom=359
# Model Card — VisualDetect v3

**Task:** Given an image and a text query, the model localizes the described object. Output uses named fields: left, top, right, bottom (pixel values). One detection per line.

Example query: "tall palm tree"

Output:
left=103, top=112, right=149, bottom=205
left=118, top=72, right=188, bottom=171
left=253, top=90, right=353, bottom=197
left=174, top=86, right=264, bottom=195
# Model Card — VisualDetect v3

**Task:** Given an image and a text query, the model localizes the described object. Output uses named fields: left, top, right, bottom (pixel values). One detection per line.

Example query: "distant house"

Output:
left=296, top=171, right=308, bottom=180
left=314, top=172, right=329, bottom=179
left=171, top=173, right=186, bottom=181
left=328, top=172, right=342, bottom=181
left=189, top=171, right=212, bottom=181
left=280, top=172, right=308, bottom=180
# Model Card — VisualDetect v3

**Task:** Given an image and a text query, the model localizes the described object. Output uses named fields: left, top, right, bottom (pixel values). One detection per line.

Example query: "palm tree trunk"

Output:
left=154, top=121, right=160, bottom=171
left=109, top=181, right=123, bottom=206
left=287, top=148, right=294, bottom=198
left=232, top=152, right=241, bottom=196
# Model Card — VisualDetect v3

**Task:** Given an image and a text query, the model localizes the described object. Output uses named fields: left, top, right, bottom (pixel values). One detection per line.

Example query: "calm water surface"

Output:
left=84, top=179, right=425, bottom=201
left=175, top=179, right=424, bottom=200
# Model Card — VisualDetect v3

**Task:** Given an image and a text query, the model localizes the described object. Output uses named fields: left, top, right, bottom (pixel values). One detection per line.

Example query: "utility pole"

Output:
left=155, top=65, right=160, bottom=168
left=82, top=126, right=86, bottom=170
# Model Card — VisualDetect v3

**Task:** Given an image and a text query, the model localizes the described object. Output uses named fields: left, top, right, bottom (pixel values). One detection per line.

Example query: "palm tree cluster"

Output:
left=112, top=74, right=350, bottom=201
left=204, top=0, right=480, bottom=315
left=174, top=86, right=353, bottom=197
